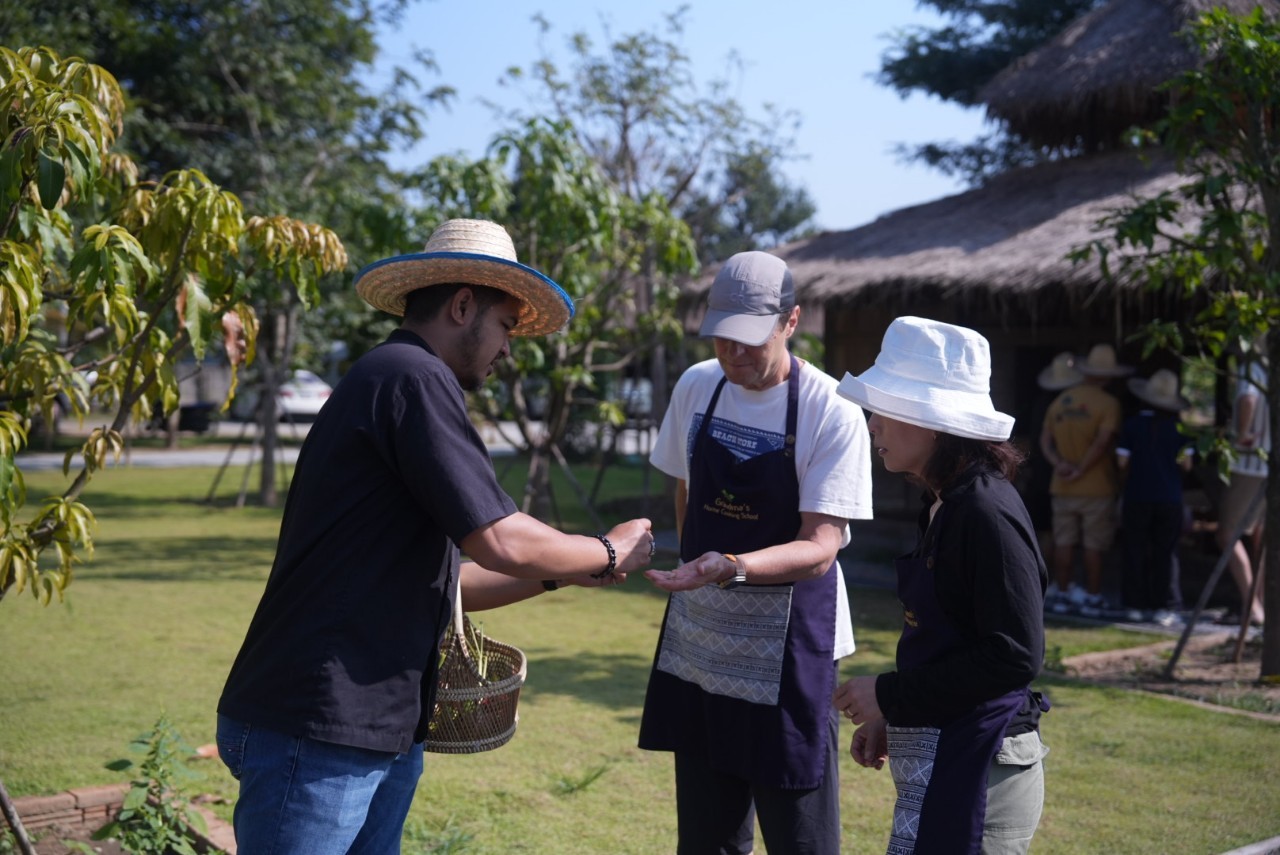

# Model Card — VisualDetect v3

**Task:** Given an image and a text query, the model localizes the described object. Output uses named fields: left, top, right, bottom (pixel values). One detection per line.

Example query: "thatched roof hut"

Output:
left=693, top=147, right=1189, bottom=320
left=683, top=147, right=1207, bottom=468
left=981, top=0, right=1280, bottom=149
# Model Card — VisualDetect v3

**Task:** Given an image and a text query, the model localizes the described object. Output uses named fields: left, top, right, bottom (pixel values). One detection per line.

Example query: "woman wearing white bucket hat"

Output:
left=832, top=316, right=1050, bottom=855
left=218, top=219, right=656, bottom=854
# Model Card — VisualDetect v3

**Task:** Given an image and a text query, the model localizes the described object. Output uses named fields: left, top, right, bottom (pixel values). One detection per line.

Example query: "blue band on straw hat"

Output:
left=354, top=219, right=574, bottom=337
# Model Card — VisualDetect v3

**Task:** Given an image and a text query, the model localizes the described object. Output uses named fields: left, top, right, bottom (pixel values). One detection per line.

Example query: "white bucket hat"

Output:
left=1128, top=369, right=1190, bottom=411
left=1037, top=351, right=1084, bottom=391
left=699, top=251, right=796, bottom=346
left=353, top=219, right=574, bottom=336
left=837, top=316, right=1015, bottom=441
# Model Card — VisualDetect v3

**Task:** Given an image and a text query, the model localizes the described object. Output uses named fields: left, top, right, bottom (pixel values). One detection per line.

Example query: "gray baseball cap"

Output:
left=699, top=251, right=796, bottom=346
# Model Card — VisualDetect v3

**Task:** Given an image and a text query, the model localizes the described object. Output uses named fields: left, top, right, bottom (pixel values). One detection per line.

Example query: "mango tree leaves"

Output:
left=0, top=47, right=349, bottom=605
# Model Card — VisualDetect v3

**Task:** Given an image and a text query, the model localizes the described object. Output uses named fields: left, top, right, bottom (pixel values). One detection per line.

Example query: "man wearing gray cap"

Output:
left=639, top=251, right=873, bottom=854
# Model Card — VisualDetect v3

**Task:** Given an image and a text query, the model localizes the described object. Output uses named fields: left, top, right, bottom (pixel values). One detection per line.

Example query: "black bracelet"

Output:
left=591, top=534, right=617, bottom=579
left=541, top=579, right=559, bottom=592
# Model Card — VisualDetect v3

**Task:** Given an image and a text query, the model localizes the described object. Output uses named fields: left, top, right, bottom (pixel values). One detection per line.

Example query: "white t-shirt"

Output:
left=650, top=358, right=875, bottom=659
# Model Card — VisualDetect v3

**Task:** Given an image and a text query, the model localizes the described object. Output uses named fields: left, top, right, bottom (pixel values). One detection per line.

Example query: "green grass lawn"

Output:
left=2, top=463, right=1278, bottom=853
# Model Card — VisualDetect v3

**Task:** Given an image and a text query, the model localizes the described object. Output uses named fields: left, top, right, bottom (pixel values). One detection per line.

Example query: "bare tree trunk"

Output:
left=256, top=336, right=281, bottom=508
left=255, top=298, right=300, bottom=509
left=521, top=443, right=556, bottom=524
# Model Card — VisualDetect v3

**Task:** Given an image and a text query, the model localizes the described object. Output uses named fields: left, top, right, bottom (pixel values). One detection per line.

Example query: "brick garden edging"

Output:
left=12, top=785, right=126, bottom=835
left=11, top=785, right=236, bottom=853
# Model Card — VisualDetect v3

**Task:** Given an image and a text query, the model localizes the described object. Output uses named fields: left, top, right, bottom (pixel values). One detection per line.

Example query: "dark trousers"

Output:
left=1122, top=500, right=1183, bottom=610
left=673, top=706, right=841, bottom=855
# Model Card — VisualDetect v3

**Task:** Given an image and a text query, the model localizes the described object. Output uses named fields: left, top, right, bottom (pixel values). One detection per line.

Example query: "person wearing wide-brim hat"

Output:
left=1038, top=342, right=1128, bottom=619
left=832, top=316, right=1050, bottom=855
left=217, top=218, right=658, bottom=853
left=1025, top=352, right=1083, bottom=536
left=1115, top=369, right=1195, bottom=627
left=1037, top=351, right=1084, bottom=391
left=1076, top=343, right=1134, bottom=378
left=1127, top=368, right=1191, bottom=412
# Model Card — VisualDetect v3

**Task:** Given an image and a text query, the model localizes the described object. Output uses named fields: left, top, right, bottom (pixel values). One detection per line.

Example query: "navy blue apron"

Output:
left=885, top=502, right=1030, bottom=855
left=639, top=356, right=838, bottom=788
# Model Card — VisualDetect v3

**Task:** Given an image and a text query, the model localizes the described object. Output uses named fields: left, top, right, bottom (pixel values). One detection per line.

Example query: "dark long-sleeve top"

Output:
left=874, top=466, right=1048, bottom=728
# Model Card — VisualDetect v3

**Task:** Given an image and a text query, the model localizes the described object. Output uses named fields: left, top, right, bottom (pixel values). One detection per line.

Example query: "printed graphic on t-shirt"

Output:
left=687, top=412, right=786, bottom=464
left=1053, top=394, right=1093, bottom=421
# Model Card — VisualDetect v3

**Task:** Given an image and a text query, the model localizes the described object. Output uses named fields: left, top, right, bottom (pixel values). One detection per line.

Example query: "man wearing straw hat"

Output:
left=639, top=250, right=873, bottom=854
left=216, top=219, right=656, bottom=854
left=1039, top=343, right=1132, bottom=618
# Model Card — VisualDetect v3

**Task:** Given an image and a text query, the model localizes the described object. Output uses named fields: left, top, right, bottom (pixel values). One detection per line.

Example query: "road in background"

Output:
left=17, top=417, right=657, bottom=472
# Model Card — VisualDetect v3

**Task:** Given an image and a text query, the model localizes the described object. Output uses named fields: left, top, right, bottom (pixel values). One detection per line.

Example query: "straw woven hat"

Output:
left=1128, top=369, right=1190, bottom=412
left=354, top=219, right=574, bottom=336
left=1077, top=343, right=1133, bottom=378
left=1037, top=351, right=1084, bottom=391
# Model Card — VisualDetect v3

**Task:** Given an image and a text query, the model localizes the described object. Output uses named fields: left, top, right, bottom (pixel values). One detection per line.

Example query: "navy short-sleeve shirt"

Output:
left=217, top=330, right=517, bottom=753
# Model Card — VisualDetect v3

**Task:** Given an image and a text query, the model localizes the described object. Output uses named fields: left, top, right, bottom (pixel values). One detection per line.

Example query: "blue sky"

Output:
left=368, top=2, right=989, bottom=232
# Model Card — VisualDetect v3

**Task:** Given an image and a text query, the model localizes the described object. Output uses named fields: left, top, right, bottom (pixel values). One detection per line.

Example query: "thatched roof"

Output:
left=981, top=0, right=1280, bottom=149
left=701, top=148, right=1188, bottom=308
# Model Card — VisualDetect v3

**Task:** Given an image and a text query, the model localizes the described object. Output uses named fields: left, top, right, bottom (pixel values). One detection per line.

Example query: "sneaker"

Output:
left=1044, top=584, right=1063, bottom=611
left=1152, top=609, right=1181, bottom=628
left=1046, top=591, right=1074, bottom=614
left=1065, top=584, right=1088, bottom=607
left=1079, top=594, right=1107, bottom=618
left=1123, top=608, right=1148, bottom=623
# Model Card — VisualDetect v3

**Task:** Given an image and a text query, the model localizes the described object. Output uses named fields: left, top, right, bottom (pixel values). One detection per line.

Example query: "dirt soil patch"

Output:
left=1061, top=628, right=1280, bottom=719
left=25, top=823, right=126, bottom=855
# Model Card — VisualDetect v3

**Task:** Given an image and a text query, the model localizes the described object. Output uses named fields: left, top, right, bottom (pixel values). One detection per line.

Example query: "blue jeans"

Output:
left=215, top=715, right=423, bottom=855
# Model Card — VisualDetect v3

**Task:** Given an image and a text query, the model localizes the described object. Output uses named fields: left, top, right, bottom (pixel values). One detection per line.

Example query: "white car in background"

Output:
left=276, top=370, right=332, bottom=421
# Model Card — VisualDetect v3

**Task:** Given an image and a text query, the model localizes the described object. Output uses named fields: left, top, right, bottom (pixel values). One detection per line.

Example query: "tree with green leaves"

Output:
left=509, top=9, right=816, bottom=262
left=1070, top=7, right=1280, bottom=676
left=4, top=0, right=447, bottom=505
left=409, top=118, right=697, bottom=519
left=461, top=11, right=816, bottom=514
left=878, top=0, right=1102, bottom=184
left=0, top=46, right=346, bottom=605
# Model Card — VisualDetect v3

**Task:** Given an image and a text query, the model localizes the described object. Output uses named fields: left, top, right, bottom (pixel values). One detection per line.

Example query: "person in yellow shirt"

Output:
left=1039, top=344, right=1132, bottom=617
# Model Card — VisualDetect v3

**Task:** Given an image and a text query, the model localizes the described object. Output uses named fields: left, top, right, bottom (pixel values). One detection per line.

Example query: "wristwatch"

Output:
left=718, top=553, right=747, bottom=589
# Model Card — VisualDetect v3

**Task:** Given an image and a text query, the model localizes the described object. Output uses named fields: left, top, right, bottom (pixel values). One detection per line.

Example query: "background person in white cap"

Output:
left=1115, top=369, right=1196, bottom=626
left=639, top=250, right=873, bottom=854
left=1039, top=343, right=1132, bottom=617
left=832, top=316, right=1050, bottom=855
left=216, top=219, right=656, bottom=854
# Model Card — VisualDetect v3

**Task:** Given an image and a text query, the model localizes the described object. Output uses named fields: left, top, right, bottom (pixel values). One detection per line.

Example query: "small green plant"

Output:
left=552, top=763, right=610, bottom=796
left=1043, top=644, right=1065, bottom=673
left=402, top=815, right=475, bottom=854
left=94, top=715, right=208, bottom=855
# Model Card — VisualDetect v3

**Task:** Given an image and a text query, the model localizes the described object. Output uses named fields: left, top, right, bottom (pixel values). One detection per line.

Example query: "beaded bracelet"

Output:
left=591, top=534, right=617, bottom=579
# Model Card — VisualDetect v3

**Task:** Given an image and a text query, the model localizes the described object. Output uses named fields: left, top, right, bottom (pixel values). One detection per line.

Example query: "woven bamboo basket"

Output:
left=425, top=605, right=527, bottom=755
